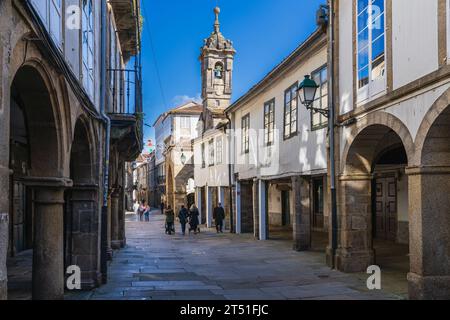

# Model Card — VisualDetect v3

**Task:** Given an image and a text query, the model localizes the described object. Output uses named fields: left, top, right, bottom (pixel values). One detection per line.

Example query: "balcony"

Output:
left=108, top=68, right=143, bottom=161
left=109, top=0, right=141, bottom=62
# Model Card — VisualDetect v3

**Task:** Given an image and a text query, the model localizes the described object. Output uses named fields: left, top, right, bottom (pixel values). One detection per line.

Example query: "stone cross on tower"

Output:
left=200, top=7, right=236, bottom=131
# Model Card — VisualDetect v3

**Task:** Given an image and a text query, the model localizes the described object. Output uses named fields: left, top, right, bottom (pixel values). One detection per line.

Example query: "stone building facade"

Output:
left=226, top=29, right=329, bottom=249
left=331, top=0, right=450, bottom=299
left=0, top=0, right=142, bottom=300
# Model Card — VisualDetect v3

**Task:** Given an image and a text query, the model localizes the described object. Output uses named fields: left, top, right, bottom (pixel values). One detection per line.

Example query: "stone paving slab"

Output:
left=69, top=210, right=402, bottom=301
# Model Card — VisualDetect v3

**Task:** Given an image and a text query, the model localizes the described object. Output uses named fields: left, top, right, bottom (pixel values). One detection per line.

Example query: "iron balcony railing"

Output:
left=107, top=68, right=143, bottom=116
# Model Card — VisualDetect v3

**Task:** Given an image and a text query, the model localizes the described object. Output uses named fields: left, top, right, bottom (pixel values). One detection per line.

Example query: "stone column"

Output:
left=30, top=178, right=71, bottom=300
left=235, top=181, right=241, bottom=234
left=406, top=166, right=450, bottom=300
left=258, top=180, right=267, bottom=240
left=206, top=186, right=213, bottom=228
left=331, top=174, right=374, bottom=272
left=252, top=179, right=260, bottom=239
left=0, top=213, right=8, bottom=300
left=111, top=192, right=120, bottom=250
left=292, top=176, right=311, bottom=251
left=196, top=188, right=203, bottom=224
left=106, top=193, right=113, bottom=260
left=68, top=185, right=101, bottom=289
left=118, top=189, right=126, bottom=248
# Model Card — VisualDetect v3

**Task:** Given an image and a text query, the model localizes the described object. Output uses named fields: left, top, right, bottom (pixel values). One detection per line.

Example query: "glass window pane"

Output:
left=358, top=46, right=369, bottom=70
left=358, top=66, right=370, bottom=88
left=372, top=34, right=385, bottom=62
left=358, top=0, right=369, bottom=14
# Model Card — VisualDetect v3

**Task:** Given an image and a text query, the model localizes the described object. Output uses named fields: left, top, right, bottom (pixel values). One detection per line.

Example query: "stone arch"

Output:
left=341, top=111, right=415, bottom=174
left=70, top=116, right=95, bottom=184
left=415, top=87, right=450, bottom=166
left=10, top=62, right=63, bottom=177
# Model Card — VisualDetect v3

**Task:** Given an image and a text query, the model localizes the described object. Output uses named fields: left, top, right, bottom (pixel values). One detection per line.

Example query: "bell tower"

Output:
left=200, top=7, right=235, bottom=130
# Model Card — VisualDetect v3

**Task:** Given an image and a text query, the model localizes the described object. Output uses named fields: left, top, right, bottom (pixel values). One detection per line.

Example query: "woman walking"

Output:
left=165, top=205, right=175, bottom=235
left=189, top=204, right=200, bottom=234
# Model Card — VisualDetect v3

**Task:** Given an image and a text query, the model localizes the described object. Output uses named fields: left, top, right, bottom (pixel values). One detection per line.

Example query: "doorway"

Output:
left=374, top=177, right=397, bottom=241
left=281, top=191, right=290, bottom=227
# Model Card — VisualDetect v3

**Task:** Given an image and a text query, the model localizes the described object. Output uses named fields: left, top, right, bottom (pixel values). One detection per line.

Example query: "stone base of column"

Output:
left=111, top=240, right=121, bottom=250
left=408, top=273, right=450, bottom=300
left=81, top=271, right=102, bottom=290
left=120, top=239, right=126, bottom=248
left=0, top=213, right=8, bottom=300
left=293, top=238, right=310, bottom=252
left=331, top=247, right=375, bottom=273
left=107, top=247, right=113, bottom=261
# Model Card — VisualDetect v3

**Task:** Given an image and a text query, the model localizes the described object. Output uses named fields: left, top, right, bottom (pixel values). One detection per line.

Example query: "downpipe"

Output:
left=99, top=0, right=110, bottom=284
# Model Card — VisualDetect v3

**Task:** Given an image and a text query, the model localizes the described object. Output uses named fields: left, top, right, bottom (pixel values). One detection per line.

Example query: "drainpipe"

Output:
left=99, top=0, right=110, bottom=284
left=225, top=113, right=234, bottom=233
left=328, top=0, right=338, bottom=269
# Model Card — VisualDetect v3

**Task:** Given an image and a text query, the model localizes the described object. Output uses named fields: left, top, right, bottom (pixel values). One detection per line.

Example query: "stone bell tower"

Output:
left=200, top=7, right=236, bottom=131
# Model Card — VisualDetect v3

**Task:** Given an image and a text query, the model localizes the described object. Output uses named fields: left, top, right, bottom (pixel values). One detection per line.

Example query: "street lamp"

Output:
left=298, top=75, right=328, bottom=117
left=180, top=149, right=187, bottom=165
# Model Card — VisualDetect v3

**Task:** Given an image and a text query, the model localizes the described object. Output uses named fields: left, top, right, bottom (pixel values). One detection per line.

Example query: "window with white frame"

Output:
left=241, top=114, right=250, bottom=154
left=216, top=137, right=223, bottom=165
left=264, top=99, right=275, bottom=145
left=201, top=143, right=206, bottom=168
left=82, top=0, right=95, bottom=99
left=357, top=0, right=385, bottom=90
left=284, top=83, right=298, bottom=139
left=180, top=116, right=191, bottom=130
left=311, top=66, right=328, bottom=130
left=208, top=139, right=215, bottom=166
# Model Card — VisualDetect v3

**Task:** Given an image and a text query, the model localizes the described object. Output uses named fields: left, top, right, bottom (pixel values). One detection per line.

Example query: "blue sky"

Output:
left=140, top=0, right=325, bottom=147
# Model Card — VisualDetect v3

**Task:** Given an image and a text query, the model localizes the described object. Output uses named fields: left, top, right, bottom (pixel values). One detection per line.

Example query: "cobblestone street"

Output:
left=68, top=210, right=403, bottom=300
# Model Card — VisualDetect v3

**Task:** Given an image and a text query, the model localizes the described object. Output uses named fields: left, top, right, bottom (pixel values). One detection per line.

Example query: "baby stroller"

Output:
left=165, top=222, right=175, bottom=235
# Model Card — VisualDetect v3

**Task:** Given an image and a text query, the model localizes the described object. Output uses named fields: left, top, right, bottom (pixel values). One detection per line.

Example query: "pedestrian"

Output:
left=143, top=202, right=151, bottom=222
left=160, top=201, right=165, bottom=215
left=139, top=200, right=149, bottom=222
left=133, top=200, right=140, bottom=218
left=165, top=205, right=175, bottom=235
left=189, top=204, right=200, bottom=234
left=178, top=205, right=189, bottom=236
left=213, top=203, right=225, bottom=233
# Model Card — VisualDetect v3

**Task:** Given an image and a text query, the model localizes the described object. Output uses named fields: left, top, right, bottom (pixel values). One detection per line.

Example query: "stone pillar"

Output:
left=331, top=174, right=374, bottom=272
left=252, top=179, right=260, bottom=239
left=292, top=176, right=311, bottom=251
left=67, top=185, right=101, bottom=289
left=258, top=180, right=267, bottom=240
left=30, top=178, right=71, bottom=300
left=406, top=166, right=450, bottom=300
left=118, top=190, right=126, bottom=248
left=111, top=192, right=120, bottom=250
left=206, top=186, right=213, bottom=228
left=0, top=213, right=8, bottom=300
left=106, top=194, right=113, bottom=260
left=196, top=187, right=203, bottom=224
left=235, top=181, right=241, bottom=234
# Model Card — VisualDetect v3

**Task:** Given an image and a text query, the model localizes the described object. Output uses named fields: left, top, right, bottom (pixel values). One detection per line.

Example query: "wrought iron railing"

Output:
left=107, top=68, right=142, bottom=116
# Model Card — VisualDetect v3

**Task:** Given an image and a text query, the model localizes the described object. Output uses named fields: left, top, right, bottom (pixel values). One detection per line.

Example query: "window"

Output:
left=208, top=139, right=215, bottom=166
left=30, top=0, right=62, bottom=48
left=357, top=0, right=385, bottom=89
left=180, top=116, right=191, bottom=130
left=311, top=66, right=328, bottom=130
left=82, top=0, right=95, bottom=99
left=264, top=99, right=275, bottom=145
left=284, top=83, right=298, bottom=139
left=201, top=143, right=206, bottom=168
left=214, top=63, right=224, bottom=79
left=241, top=114, right=250, bottom=154
left=216, top=137, right=223, bottom=165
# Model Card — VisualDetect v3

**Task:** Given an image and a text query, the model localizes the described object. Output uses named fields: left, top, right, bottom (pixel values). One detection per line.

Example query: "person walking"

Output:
left=178, top=205, right=189, bottom=236
left=165, top=205, right=175, bottom=235
left=213, top=203, right=225, bottom=233
left=189, top=204, right=200, bottom=234
left=133, top=200, right=140, bottom=221
left=138, top=200, right=148, bottom=222
left=143, top=202, right=151, bottom=222
left=160, top=201, right=165, bottom=215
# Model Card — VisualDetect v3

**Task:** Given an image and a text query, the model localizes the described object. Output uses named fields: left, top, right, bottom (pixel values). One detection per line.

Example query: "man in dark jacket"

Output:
left=160, top=201, right=165, bottom=215
left=213, top=203, right=225, bottom=233
left=178, top=205, right=189, bottom=236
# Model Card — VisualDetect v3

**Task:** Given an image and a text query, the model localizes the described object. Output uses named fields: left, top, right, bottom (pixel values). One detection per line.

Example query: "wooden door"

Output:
left=375, top=177, right=397, bottom=241
left=312, top=178, right=324, bottom=229
left=281, top=191, right=290, bottom=226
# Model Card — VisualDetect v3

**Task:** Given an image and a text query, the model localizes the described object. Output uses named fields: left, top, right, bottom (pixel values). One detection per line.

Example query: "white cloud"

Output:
left=171, top=93, right=202, bottom=106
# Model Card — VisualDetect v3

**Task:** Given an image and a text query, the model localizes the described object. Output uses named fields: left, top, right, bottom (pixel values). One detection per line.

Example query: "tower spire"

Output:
left=214, top=7, right=220, bottom=33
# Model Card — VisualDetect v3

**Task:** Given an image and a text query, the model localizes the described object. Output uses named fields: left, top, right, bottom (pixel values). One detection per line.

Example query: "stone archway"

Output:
left=406, top=91, right=450, bottom=299
left=65, top=117, right=100, bottom=289
left=9, top=64, right=69, bottom=300
left=336, top=112, right=414, bottom=275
